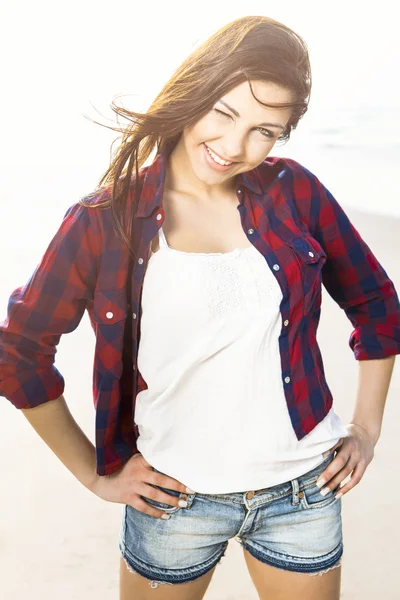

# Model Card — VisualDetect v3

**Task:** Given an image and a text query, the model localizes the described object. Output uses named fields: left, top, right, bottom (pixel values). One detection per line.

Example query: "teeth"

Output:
left=206, top=145, right=232, bottom=166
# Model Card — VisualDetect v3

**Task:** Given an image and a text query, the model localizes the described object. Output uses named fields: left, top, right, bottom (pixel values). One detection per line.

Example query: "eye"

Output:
left=213, top=109, right=274, bottom=139
left=255, top=127, right=274, bottom=139
left=213, top=108, right=231, bottom=119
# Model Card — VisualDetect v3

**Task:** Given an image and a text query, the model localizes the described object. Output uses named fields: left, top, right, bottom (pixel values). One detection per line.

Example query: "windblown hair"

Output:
left=79, top=15, right=312, bottom=258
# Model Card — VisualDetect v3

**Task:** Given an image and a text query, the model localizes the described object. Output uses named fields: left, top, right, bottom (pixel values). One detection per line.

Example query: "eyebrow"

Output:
left=218, top=99, right=285, bottom=130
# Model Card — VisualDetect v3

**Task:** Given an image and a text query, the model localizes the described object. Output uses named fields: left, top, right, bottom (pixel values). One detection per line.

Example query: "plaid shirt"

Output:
left=1, top=145, right=400, bottom=476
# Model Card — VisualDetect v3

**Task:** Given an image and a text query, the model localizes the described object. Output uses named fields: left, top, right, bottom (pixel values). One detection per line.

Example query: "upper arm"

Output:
left=290, top=159, right=400, bottom=360
left=0, top=201, right=100, bottom=408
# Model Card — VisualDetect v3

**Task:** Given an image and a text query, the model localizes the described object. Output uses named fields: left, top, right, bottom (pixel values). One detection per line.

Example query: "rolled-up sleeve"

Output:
left=299, top=164, right=400, bottom=360
left=0, top=202, right=99, bottom=408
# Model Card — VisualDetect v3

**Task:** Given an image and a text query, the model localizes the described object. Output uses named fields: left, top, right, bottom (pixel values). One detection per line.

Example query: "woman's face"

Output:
left=180, top=80, right=294, bottom=191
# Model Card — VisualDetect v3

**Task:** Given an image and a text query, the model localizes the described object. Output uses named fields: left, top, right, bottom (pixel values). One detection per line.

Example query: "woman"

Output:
left=1, top=15, right=399, bottom=600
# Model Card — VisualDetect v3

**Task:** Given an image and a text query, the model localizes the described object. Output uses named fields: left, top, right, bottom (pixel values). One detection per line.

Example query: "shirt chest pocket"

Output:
left=285, top=234, right=327, bottom=314
left=92, top=289, right=128, bottom=378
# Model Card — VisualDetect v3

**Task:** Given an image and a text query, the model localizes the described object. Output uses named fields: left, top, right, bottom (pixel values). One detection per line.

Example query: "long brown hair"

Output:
left=79, top=15, right=312, bottom=259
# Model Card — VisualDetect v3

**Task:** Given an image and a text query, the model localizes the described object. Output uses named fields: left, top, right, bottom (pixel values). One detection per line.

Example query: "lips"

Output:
left=204, top=144, right=238, bottom=164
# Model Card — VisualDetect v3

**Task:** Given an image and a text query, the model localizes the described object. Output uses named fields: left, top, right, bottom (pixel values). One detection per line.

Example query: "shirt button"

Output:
left=106, top=311, right=114, bottom=319
left=156, top=213, right=162, bottom=220
left=284, top=319, right=289, bottom=326
left=284, top=376, right=291, bottom=384
left=248, top=228, right=254, bottom=235
left=138, top=258, right=144, bottom=264
left=132, top=313, right=137, bottom=319
left=308, top=251, right=314, bottom=257
left=273, top=264, right=280, bottom=271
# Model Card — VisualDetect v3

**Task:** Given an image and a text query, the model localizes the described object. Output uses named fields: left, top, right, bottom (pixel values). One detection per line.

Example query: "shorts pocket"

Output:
left=300, top=479, right=341, bottom=510
left=143, top=487, right=182, bottom=513
left=143, top=491, right=196, bottom=513
left=143, top=472, right=196, bottom=513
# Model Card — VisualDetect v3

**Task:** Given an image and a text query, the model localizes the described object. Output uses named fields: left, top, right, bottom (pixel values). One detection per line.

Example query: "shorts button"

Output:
left=246, top=491, right=255, bottom=500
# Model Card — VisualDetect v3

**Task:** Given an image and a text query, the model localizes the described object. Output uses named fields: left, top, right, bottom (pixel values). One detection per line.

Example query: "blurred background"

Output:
left=1, top=0, right=399, bottom=276
left=0, top=1, right=399, bottom=598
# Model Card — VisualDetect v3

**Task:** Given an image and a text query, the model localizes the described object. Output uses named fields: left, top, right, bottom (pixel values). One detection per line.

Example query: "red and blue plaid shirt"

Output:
left=1, top=144, right=400, bottom=476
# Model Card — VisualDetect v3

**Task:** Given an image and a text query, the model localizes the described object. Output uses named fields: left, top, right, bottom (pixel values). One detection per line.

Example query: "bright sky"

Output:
left=1, top=0, right=398, bottom=169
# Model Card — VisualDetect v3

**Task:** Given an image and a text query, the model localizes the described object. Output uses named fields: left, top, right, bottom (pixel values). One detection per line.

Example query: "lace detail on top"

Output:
left=151, top=225, right=255, bottom=257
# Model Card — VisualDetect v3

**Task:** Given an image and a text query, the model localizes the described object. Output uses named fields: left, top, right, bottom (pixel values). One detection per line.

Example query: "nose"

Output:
left=220, top=132, right=246, bottom=162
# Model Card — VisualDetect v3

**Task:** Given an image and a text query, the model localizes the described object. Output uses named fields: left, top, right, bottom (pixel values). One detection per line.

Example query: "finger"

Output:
left=319, top=459, right=356, bottom=493
left=131, top=497, right=173, bottom=520
left=317, top=451, right=351, bottom=488
left=149, top=470, right=195, bottom=494
left=139, top=482, right=186, bottom=508
left=334, top=461, right=365, bottom=498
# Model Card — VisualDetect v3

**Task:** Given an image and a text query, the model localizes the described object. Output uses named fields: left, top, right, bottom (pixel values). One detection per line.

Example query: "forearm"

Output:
left=350, top=355, right=396, bottom=445
left=21, top=395, right=98, bottom=492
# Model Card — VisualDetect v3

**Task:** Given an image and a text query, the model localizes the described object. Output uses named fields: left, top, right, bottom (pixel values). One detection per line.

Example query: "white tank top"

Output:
left=135, top=225, right=348, bottom=494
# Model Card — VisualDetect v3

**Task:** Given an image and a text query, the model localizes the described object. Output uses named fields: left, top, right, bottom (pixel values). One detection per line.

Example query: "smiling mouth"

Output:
left=204, top=144, right=239, bottom=165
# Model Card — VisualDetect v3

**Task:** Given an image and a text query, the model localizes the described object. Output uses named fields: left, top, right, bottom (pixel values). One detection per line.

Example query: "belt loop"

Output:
left=291, top=478, right=300, bottom=505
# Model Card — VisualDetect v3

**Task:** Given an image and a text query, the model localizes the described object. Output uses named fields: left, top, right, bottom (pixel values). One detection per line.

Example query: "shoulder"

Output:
left=55, top=188, right=113, bottom=257
left=266, top=156, right=336, bottom=203
left=71, top=185, right=116, bottom=231
left=259, top=156, right=321, bottom=188
left=256, top=157, right=332, bottom=233
left=77, top=185, right=113, bottom=210
left=76, top=173, right=143, bottom=222
left=251, top=156, right=324, bottom=205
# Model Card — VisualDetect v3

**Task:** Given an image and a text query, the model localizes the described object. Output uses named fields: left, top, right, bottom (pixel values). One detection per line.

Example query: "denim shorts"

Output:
left=118, top=452, right=343, bottom=588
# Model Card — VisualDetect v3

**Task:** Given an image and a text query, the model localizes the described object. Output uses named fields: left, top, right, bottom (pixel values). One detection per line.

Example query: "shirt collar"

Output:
left=134, top=142, right=269, bottom=218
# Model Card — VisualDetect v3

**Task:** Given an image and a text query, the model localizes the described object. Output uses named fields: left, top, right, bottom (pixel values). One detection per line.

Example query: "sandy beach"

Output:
left=1, top=205, right=399, bottom=599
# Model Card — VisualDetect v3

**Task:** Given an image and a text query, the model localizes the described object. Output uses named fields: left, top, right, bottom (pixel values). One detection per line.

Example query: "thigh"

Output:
left=118, top=481, right=230, bottom=589
left=238, top=454, right=343, bottom=580
left=242, top=548, right=341, bottom=600
left=119, top=556, right=217, bottom=599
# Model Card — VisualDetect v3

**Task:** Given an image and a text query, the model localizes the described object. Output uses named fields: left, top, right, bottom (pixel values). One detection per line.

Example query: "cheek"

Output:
left=247, top=143, right=274, bottom=165
left=189, top=114, right=224, bottom=143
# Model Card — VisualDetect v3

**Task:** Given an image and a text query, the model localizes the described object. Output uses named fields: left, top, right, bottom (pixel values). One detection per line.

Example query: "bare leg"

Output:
left=242, top=547, right=341, bottom=600
left=119, top=556, right=217, bottom=600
